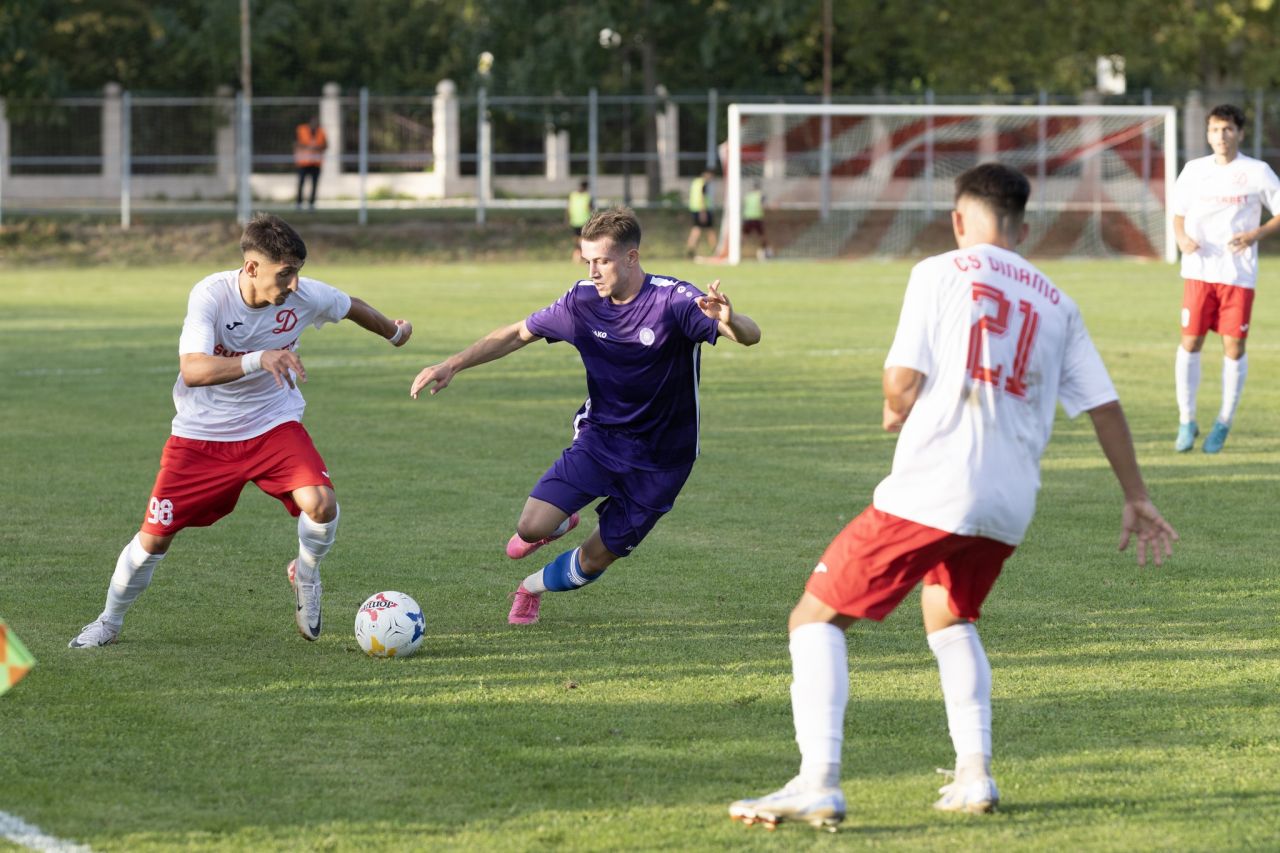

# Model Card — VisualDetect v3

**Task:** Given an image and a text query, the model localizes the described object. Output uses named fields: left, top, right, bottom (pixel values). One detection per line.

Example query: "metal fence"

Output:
left=2, top=83, right=1279, bottom=228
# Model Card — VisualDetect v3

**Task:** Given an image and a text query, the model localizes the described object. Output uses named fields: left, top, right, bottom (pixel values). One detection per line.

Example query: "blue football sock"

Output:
left=541, top=547, right=602, bottom=592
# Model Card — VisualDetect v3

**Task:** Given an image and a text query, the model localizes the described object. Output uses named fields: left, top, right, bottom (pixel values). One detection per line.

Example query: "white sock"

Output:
left=521, top=569, right=547, bottom=594
left=1218, top=354, right=1247, bottom=426
left=295, top=507, right=339, bottom=584
left=100, top=535, right=165, bottom=627
left=1175, top=346, right=1200, bottom=424
left=928, top=622, right=992, bottom=772
left=790, top=622, right=848, bottom=790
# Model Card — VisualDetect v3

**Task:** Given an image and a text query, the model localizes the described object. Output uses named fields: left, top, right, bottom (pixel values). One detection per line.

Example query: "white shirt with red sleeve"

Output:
left=171, top=270, right=352, bottom=441
left=871, top=244, right=1117, bottom=546
left=1172, top=153, right=1280, bottom=288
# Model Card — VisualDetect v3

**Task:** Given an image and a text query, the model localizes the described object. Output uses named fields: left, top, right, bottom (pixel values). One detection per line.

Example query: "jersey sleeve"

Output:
left=883, top=261, right=934, bottom=373
left=1171, top=164, right=1193, bottom=217
left=1057, top=306, right=1118, bottom=418
left=177, top=283, right=218, bottom=355
left=670, top=282, right=719, bottom=344
left=525, top=286, right=578, bottom=343
left=301, top=278, right=352, bottom=329
left=1258, top=164, right=1280, bottom=217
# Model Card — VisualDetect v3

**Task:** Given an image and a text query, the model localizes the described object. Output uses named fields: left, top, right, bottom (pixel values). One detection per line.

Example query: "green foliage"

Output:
left=0, top=258, right=1278, bottom=850
left=8, top=0, right=1280, bottom=100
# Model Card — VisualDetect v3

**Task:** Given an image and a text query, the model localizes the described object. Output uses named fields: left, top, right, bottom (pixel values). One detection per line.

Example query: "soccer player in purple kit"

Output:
left=410, top=208, right=761, bottom=624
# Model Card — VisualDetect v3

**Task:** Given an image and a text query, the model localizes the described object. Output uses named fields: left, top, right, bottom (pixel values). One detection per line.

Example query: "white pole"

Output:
left=588, top=87, right=598, bottom=203
left=726, top=105, right=742, bottom=265
left=476, top=86, right=488, bottom=226
left=358, top=87, right=368, bottom=226
left=1164, top=108, right=1178, bottom=263
left=236, top=92, right=252, bottom=225
left=121, top=90, right=131, bottom=230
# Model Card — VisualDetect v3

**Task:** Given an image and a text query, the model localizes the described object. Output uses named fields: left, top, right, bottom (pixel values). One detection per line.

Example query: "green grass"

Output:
left=1, top=257, right=1278, bottom=851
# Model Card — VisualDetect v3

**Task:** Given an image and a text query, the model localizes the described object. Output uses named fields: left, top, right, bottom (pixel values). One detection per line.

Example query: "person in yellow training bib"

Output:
left=686, top=169, right=717, bottom=258
left=743, top=180, right=772, bottom=260
left=567, top=180, right=594, bottom=262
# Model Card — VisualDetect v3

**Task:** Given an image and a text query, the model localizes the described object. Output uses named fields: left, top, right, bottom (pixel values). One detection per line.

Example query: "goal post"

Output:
left=725, top=103, right=1178, bottom=264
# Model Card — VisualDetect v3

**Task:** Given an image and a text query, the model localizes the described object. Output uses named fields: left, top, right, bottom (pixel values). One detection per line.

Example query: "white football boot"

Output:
left=729, top=778, right=845, bottom=831
left=934, top=768, right=1000, bottom=813
left=68, top=619, right=120, bottom=648
left=287, top=560, right=323, bottom=641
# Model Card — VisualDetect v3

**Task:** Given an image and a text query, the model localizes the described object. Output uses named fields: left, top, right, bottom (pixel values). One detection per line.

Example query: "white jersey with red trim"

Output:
left=872, top=244, right=1117, bottom=545
left=171, top=270, right=351, bottom=441
left=1173, top=154, right=1280, bottom=288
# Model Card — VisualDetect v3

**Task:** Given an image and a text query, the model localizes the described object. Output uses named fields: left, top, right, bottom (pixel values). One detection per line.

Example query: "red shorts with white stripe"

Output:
left=1181, top=279, right=1255, bottom=339
left=804, top=506, right=1016, bottom=622
left=140, top=421, right=332, bottom=536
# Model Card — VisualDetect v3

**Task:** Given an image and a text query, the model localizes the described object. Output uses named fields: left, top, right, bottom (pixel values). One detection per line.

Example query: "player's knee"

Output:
left=300, top=488, right=338, bottom=523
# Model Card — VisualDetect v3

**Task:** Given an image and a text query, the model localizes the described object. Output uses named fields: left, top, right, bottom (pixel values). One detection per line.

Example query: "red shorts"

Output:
left=140, top=421, right=333, bottom=536
left=1181, top=279, right=1255, bottom=339
left=805, top=507, right=1016, bottom=622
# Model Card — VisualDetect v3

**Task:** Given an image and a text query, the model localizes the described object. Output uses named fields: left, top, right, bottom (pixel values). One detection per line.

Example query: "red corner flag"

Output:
left=1, top=619, right=35, bottom=695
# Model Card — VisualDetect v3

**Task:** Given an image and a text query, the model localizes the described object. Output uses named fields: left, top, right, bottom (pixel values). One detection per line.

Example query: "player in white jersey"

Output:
left=69, top=214, right=413, bottom=648
left=1172, top=103, right=1280, bottom=453
left=729, top=164, right=1177, bottom=831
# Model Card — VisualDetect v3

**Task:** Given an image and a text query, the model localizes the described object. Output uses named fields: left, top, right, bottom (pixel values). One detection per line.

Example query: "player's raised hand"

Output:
left=410, top=362, right=455, bottom=399
left=262, top=349, right=306, bottom=389
left=1117, top=498, right=1178, bottom=567
left=696, top=279, right=733, bottom=323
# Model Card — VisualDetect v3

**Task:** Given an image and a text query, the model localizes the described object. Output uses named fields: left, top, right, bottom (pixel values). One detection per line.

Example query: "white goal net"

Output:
left=723, top=104, right=1177, bottom=264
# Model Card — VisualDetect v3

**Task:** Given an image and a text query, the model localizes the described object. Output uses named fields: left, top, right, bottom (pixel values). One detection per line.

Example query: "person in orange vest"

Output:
left=294, top=116, right=327, bottom=211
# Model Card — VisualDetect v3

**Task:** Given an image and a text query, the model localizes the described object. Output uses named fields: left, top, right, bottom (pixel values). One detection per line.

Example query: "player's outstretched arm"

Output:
left=410, top=320, right=539, bottom=399
left=882, top=366, right=924, bottom=432
left=696, top=280, right=761, bottom=345
left=346, top=297, right=412, bottom=347
left=1088, top=400, right=1179, bottom=566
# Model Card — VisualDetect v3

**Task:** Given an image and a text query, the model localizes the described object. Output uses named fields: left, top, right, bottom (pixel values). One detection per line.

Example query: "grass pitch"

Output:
left=1, top=257, right=1278, bottom=851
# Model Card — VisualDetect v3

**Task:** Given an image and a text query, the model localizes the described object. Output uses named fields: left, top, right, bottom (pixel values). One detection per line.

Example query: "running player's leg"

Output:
left=1205, top=285, right=1254, bottom=453
left=70, top=437, right=245, bottom=647
left=731, top=508, right=949, bottom=829
left=921, top=538, right=1013, bottom=813
left=1176, top=280, right=1215, bottom=451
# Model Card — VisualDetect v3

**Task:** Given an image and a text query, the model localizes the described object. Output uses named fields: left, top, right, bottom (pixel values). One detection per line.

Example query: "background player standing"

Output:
left=294, top=116, right=327, bottom=211
left=728, top=164, right=1177, bottom=830
left=567, top=179, right=593, bottom=263
left=410, top=207, right=760, bottom=625
left=1172, top=103, right=1280, bottom=453
left=69, top=214, right=412, bottom=648
left=685, top=169, right=717, bottom=258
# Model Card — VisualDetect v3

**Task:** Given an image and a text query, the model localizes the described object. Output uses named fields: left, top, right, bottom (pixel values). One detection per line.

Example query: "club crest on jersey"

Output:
left=273, top=309, right=299, bottom=333
left=639, top=328, right=655, bottom=346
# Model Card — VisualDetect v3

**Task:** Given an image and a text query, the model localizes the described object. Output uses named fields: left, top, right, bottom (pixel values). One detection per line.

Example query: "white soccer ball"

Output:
left=354, top=591, right=425, bottom=658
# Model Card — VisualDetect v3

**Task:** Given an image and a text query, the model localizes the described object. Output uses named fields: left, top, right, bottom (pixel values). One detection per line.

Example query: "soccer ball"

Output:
left=354, top=591, right=425, bottom=658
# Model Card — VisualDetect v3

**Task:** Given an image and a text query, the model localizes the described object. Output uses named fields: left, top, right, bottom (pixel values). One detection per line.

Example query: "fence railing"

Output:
left=1, top=82, right=1277, bottom=228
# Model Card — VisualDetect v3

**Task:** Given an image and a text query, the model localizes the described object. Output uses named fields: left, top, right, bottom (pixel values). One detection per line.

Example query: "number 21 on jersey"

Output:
left=967, top=282, right=1039, bottom=398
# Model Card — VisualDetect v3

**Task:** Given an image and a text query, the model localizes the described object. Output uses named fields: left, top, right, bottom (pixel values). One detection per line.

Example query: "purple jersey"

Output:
left=525, top=273, right=720, bottom=470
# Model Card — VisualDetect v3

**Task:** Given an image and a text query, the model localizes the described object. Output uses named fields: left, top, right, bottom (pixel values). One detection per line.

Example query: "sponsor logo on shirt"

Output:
left=225, top=321, right=244, bottom=330
left=593, top=329, right=608, bottom=339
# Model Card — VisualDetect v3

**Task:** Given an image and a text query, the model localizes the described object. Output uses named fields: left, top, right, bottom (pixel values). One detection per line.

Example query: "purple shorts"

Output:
left=529, top=439, right=693, bottom=558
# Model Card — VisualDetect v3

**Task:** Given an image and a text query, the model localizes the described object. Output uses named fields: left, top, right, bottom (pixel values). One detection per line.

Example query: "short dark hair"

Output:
left=240, top=213, right=307, bottom=264
left=954, top=163, right=1031, bottom=226
left=1208, top=104, right=1246, bottom=130
left=580, top=207, right=641, bottom=248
